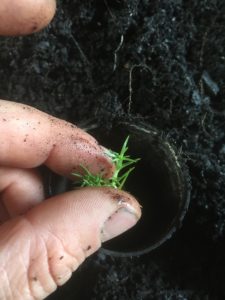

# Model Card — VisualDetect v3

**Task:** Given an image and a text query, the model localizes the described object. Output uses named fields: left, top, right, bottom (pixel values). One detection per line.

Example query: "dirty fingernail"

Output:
left=101, top=207, right=140, bottom=242
left=98, top=146, right=116, bottom=177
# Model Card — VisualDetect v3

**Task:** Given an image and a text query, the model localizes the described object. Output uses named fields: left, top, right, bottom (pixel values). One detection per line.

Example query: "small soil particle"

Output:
left=0, top=1, right=224, bottom=299
left=31, top=24, right=38, bottom=32
left=104, top=189, right=126, bottom=203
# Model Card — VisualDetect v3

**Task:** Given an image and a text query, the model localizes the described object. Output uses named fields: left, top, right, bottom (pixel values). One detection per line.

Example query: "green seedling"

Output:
left=72, top=136, right=140, bottom=189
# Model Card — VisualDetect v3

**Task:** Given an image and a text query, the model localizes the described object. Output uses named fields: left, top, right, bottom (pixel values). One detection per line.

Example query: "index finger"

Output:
left=0, top=100, right=114, bottom=177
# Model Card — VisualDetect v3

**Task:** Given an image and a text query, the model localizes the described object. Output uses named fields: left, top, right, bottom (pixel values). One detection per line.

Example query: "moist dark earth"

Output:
left=1, top=0, right=225, bottom=299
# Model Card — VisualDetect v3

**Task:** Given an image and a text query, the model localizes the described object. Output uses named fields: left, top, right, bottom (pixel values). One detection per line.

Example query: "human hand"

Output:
left=0, top=0, right=56, bottom=36
left=0, top=100, right=141, bottom=299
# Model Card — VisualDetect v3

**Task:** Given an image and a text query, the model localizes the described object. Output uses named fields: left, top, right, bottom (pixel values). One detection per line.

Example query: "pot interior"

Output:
left=89, top=122, right=190, bottom=256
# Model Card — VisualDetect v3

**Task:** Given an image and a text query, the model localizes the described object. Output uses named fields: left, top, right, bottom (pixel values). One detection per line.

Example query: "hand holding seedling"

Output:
left=0, top=100, right=141, bottom=299
left=73, top=137, right=140, bottom=189
left=0, top=3, right=141, bottom=299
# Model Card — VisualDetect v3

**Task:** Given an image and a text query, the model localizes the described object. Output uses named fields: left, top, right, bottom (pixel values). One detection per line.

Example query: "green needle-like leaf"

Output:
left=72, top=136, right=140, bottom=190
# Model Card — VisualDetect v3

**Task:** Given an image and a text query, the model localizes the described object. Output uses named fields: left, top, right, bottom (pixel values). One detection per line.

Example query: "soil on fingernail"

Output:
left=102, top=189, right=132, bottom=204
left=1, top=1, right=224, bottom=299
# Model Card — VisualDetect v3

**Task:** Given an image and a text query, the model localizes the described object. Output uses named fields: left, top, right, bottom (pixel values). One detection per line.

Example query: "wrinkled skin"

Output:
left=0, top=3, right=141, bottom=299
left=0, top=100, right=141, bottom=299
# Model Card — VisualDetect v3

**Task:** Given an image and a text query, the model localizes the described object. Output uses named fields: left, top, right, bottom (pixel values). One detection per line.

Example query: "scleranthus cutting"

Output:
left=72, top=136, right=140, bottom=189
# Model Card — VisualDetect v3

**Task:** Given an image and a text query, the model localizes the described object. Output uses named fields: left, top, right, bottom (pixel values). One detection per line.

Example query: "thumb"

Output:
left=0, top=187, right=141, bottom=300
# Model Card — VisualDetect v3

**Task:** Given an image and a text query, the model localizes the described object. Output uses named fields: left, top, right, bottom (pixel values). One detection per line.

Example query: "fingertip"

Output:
left=46, top=131, right=115, bottom=179
left=0, top=0, right=56, bottom=36
left=99, top=187, right=142, bottom=220
left=99, top=187, right=142, bottom=242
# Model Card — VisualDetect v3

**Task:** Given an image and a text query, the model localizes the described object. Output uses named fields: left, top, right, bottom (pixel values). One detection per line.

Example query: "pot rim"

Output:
left=96, top=121, right=191, bottom=256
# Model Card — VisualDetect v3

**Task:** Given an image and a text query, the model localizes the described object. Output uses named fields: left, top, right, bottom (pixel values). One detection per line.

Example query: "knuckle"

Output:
left=28, top=230, right=87, bottom=296
left=47, top=243, right=86, bottom=286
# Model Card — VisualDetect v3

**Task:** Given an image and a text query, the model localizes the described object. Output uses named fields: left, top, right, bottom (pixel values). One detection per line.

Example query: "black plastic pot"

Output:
left=46, top=121, right=191, bottom=257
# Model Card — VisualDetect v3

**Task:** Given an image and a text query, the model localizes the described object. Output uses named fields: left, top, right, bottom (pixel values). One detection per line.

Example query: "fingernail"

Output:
left=97, top=146, right=115, bottom=177
left=101, top=207, right=139, bottom=242
left=71, top=141, right=115, bottom=178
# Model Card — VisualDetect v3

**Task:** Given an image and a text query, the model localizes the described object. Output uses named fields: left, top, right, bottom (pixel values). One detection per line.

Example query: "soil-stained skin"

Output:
left=0, top=0, right=56, bottom=35
left=102, top=188, right=141, bottom=221
left=0, top=0, right=224, bottom=299
left=0, top=100, right=114, bottom=178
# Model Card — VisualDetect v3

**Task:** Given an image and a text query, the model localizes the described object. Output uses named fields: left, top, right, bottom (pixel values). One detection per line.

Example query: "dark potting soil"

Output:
left=0, top=0, right=225, bottom=299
